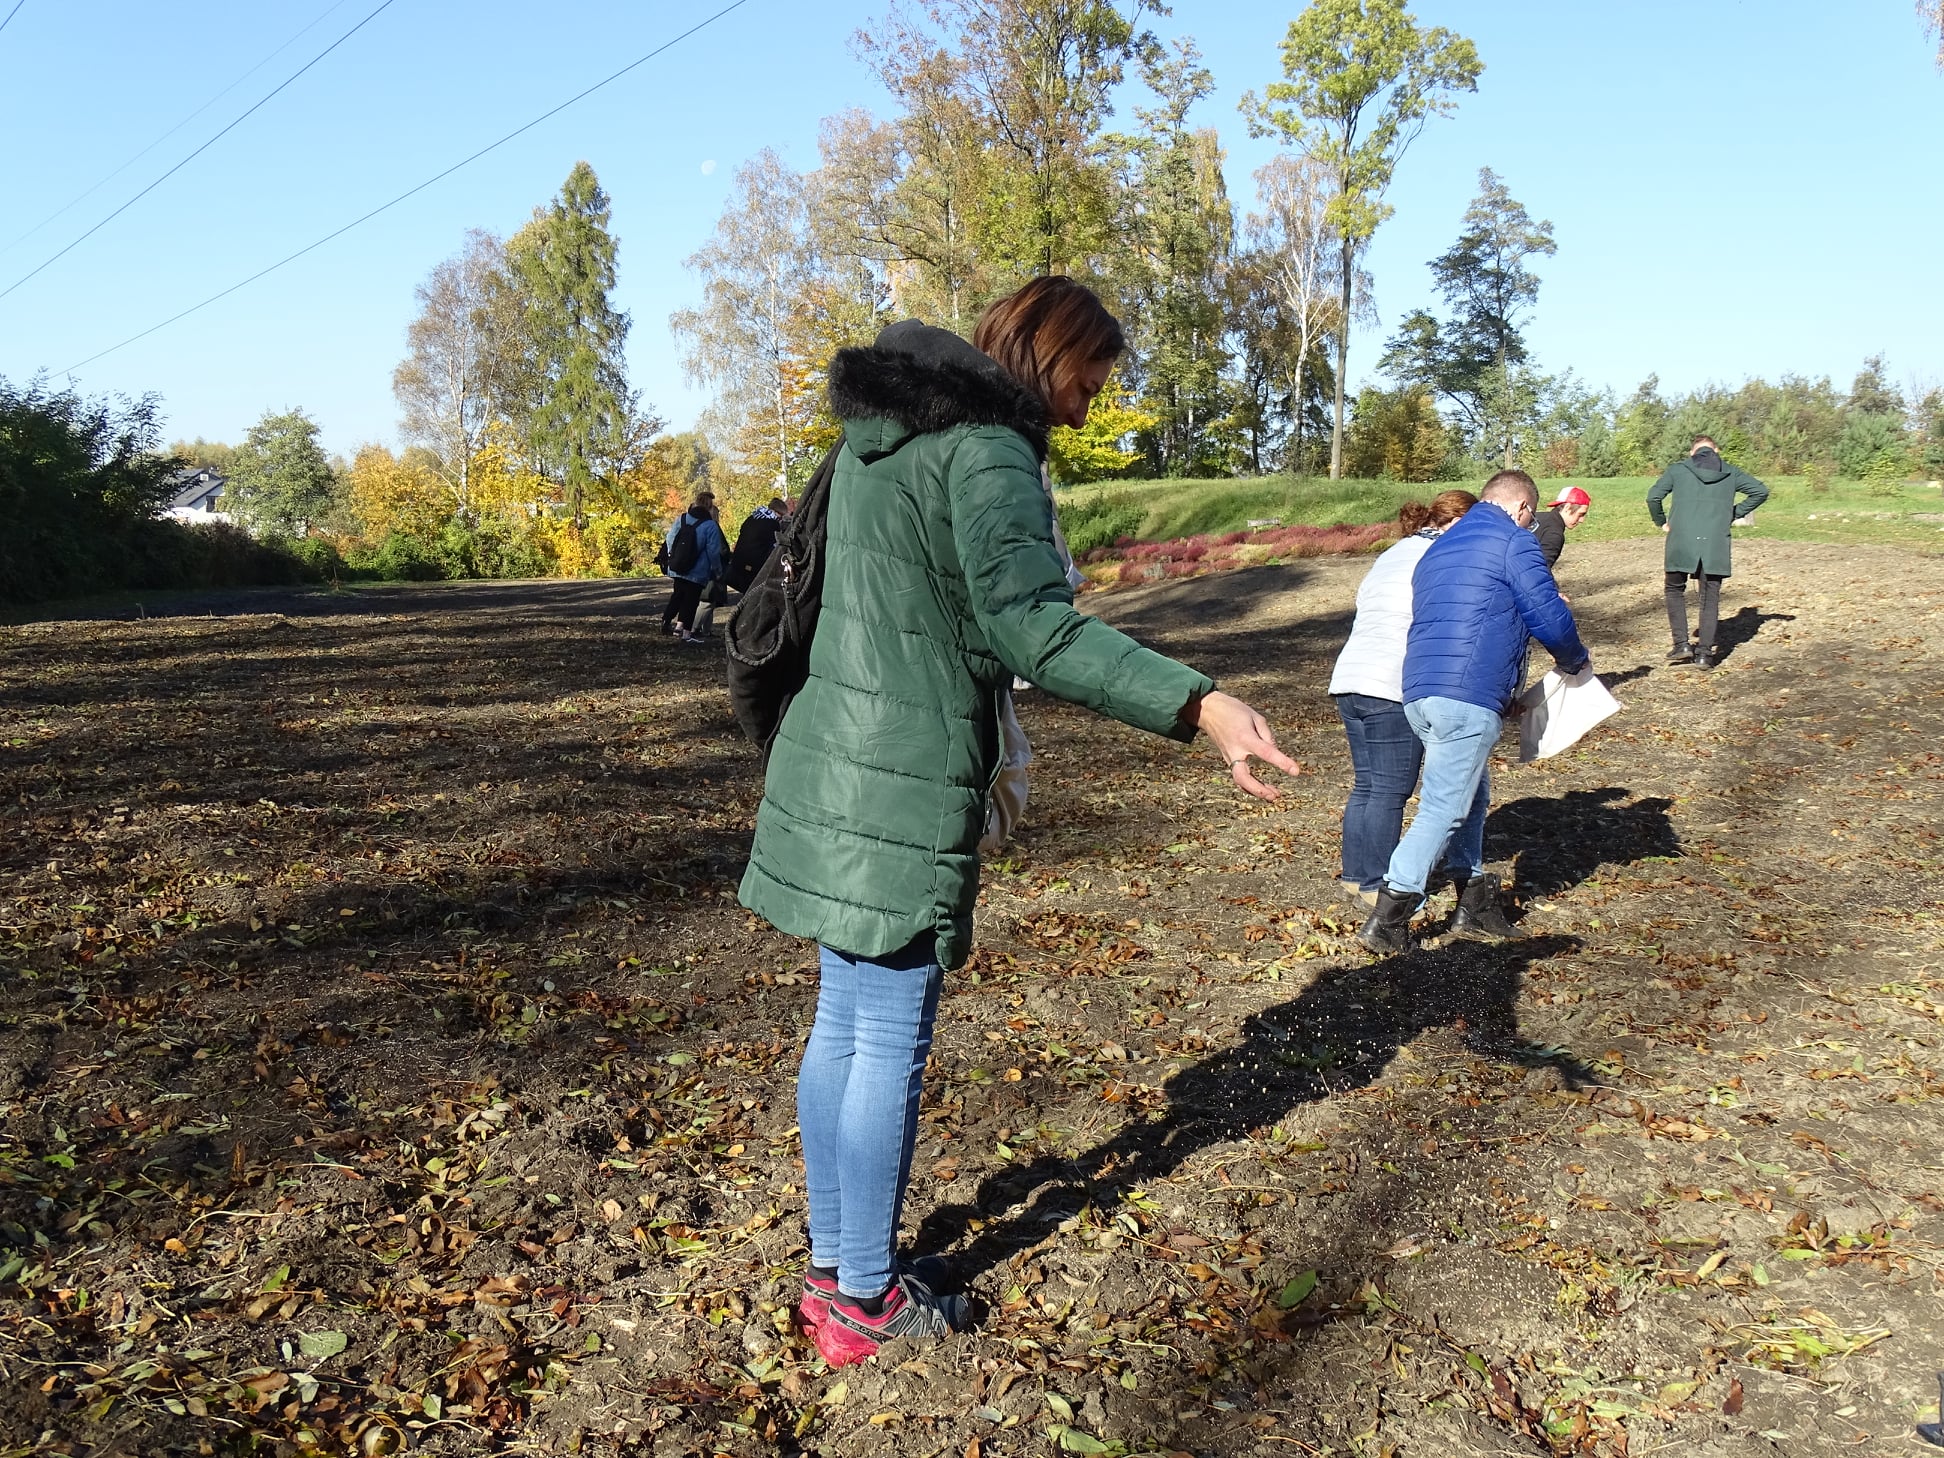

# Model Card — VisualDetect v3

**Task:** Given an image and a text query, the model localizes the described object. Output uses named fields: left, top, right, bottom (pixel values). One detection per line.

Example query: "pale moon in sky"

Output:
left=700, top=159, right=717, bottom=176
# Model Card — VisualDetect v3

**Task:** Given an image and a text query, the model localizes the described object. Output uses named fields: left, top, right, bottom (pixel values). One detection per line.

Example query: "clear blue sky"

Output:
left=1, top=1, right=1938, bottom=458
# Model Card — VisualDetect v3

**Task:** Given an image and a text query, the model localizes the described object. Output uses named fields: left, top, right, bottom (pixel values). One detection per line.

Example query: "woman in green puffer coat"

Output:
left=738, top=278, right=1300, bottom=1366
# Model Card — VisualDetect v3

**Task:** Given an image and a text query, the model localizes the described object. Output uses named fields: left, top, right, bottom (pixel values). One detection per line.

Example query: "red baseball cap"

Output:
left=1551, top=486, right=1592, bottom=507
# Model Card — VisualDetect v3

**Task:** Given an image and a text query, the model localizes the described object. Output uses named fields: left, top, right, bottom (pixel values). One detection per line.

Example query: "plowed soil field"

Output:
left=2, top=536, right=1940, bottom=1457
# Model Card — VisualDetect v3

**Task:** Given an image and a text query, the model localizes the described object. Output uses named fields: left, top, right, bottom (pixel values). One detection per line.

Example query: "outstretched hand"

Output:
left=1185, top=690, right=1302, bottom=802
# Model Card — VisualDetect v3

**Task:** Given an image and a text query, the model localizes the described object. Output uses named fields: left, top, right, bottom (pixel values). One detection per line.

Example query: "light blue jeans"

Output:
left=1383, top=696, right=1498, bottom=896
left=797, top=939, right=944, bottom=1300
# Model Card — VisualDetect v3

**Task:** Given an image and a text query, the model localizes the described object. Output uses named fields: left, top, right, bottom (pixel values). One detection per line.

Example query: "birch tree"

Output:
left=1245, top=0, right=1481, bottom=479
left=392, top=229, right=526, bottom=518
left=855, top=0, right=1156, bottom=303
left=670, top=151, right=820, bottom=490
left=1245, top=152, right=1342, bottom=475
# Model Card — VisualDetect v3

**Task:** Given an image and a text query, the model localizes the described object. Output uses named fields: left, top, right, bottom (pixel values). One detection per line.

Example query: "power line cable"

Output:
left=0, top=0, right=399, bottom=304
left=1, top=0, right=354, bottom=259
left=59, top=0, right=754, bottom=375
left=0, top=1, right=26, bottom=39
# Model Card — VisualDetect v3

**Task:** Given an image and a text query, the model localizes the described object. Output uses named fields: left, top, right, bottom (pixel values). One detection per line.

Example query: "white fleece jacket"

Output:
left=1327, top=530, right=1441, bottom=702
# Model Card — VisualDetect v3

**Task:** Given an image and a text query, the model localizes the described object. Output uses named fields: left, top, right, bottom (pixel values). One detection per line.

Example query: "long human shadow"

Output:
left=1711, top=606, right=1795, bottom=663
left=1483, top=786, right=1678, bottom=904
left=916, top=933, right=1587, bottom=1284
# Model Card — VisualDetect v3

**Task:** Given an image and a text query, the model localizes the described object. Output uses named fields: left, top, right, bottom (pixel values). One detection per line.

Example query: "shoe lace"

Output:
left=838, top=1274, right=962, bottom=1339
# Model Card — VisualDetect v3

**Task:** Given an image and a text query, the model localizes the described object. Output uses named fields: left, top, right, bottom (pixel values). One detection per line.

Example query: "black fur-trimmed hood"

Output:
left=827, top=319, right=1049, bottom=460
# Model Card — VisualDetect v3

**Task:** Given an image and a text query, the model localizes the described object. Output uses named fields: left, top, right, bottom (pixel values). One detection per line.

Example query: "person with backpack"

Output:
left=735, top=278, right=1300, bottom=1368
left=726, top=497, right=790, bottom=593
left=659, top=491, right=728, bottom=642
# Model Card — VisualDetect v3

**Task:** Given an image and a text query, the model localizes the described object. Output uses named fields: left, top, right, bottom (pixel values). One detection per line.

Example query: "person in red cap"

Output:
left=1531, top=486, right=1590, bottom=570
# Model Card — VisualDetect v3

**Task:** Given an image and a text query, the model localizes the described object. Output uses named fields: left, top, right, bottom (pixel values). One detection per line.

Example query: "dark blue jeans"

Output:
left=1336, top=693, right=1424, bottom=893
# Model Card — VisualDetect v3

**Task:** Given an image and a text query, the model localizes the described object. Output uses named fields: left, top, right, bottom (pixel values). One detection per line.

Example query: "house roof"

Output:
left=168, top=467, right=226, bottom=510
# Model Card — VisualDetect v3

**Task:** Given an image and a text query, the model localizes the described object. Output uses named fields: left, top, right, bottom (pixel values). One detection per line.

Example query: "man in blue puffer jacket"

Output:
left=1357, top=469, right=1591, bottom=954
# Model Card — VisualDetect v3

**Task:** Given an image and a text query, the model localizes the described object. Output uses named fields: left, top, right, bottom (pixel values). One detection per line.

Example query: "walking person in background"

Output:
left=1531, top=485, right=1591, bottom=572
left=1648, top=435, right=1769, bottom=670
left=1328, top=489, right=1478, bottom=906
left=726, top=495, right=791, bottom=593
left=687, top=501, right=733, bottom=642
left=1357, top=469, right=1591, bottom=955
left=738, top=277, right=1301, bottom=1367
left=659, top=492, right=728, bottom=643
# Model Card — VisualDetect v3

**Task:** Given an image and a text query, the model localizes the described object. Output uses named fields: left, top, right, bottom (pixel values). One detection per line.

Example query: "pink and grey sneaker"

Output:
left=814, top=1272, right=970, bottom=1367
left=797, top=1264, right=840, bottom=1331
left=798, top=1256, right=954, bottom=1332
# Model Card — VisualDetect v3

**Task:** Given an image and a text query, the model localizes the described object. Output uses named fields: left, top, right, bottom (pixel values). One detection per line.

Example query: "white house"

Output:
left=166, top=467, right=229, bottom=524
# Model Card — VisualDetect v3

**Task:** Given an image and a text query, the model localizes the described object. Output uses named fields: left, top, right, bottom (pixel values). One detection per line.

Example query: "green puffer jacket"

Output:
left=737, top=321, right=1214, bottom=969
left=1646, top=450, right=1769, bottom=576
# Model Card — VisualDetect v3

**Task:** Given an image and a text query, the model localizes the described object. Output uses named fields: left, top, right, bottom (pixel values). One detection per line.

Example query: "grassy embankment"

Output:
left=1057, top=473, right=1944, bottom=556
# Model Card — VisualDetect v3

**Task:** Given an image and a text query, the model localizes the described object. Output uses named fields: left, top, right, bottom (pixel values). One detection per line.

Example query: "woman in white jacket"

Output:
left=1328, top=490, right=1477, bottom=903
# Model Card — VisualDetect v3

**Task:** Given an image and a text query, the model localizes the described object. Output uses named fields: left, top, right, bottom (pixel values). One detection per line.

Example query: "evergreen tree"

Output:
left=1918, top=389, right=1944, bottom=478
left=1846, top=353, right=1906, bottom=419
left=1613, top=375, right=1670, bottom=474
left=1576, top=408, right=1621, bottom=478
left=510, top=162, right=636, bottom=520
left=1834, top=355, right=1909, bottom=480
left=1380, top=168, right=1554, bottom=466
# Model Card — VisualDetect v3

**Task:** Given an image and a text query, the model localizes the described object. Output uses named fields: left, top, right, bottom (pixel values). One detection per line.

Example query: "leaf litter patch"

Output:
left=1, top=546, right=1942, bottom=1454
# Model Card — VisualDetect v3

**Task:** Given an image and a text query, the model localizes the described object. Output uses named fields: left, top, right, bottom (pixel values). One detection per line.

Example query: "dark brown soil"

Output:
left=2, top=537, right=1940, bottom=1457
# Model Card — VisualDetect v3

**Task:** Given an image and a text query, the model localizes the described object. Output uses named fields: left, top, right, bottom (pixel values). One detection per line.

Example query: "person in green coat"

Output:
left=1646, top=435, right=1769, bottom=669
left=739, top=278, right=1300, bottom=1367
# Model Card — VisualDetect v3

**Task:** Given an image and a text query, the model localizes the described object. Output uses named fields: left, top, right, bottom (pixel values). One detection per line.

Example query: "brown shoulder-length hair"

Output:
left=1397, top=488, right=1477, bottom=535
left=972, top=277, right=1125, bottom=411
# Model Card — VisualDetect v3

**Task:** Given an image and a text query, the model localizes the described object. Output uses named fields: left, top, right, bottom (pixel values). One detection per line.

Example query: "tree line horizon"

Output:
left=5, top=0, right=1940, bottom=603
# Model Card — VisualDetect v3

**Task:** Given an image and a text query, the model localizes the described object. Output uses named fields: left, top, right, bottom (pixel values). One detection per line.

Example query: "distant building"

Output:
left=166, top=467, right=228, bottom=523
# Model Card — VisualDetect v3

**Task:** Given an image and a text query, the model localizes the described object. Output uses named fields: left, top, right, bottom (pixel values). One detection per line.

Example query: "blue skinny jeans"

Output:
left=797, top=939, right=943, bottom=1300
left=1382, top=696, right=1496, bottom=896
left=1338, top=693, right=1481, bottom=893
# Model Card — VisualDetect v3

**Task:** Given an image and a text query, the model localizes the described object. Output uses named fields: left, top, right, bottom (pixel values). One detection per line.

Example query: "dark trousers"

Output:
left=1665, top=570, right=1724, bottom=651
left=1336, top=693, right=1428, bottom=892
left=663, top=576, right=704, bottom=633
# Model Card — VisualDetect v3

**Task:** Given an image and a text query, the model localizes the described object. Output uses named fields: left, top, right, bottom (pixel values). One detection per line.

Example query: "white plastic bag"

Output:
left=979, top=693, right=1035, bottom=853
left=1517, top=667, right=1621, bottom=762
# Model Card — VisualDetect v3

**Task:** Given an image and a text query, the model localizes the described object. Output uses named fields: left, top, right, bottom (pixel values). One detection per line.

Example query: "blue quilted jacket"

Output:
left=1403, top=500, right=1588, bottom=714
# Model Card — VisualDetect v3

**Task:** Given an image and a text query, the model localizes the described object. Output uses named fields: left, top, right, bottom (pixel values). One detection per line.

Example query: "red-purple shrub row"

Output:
left=1084, top=519, right=1400, bottom=587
